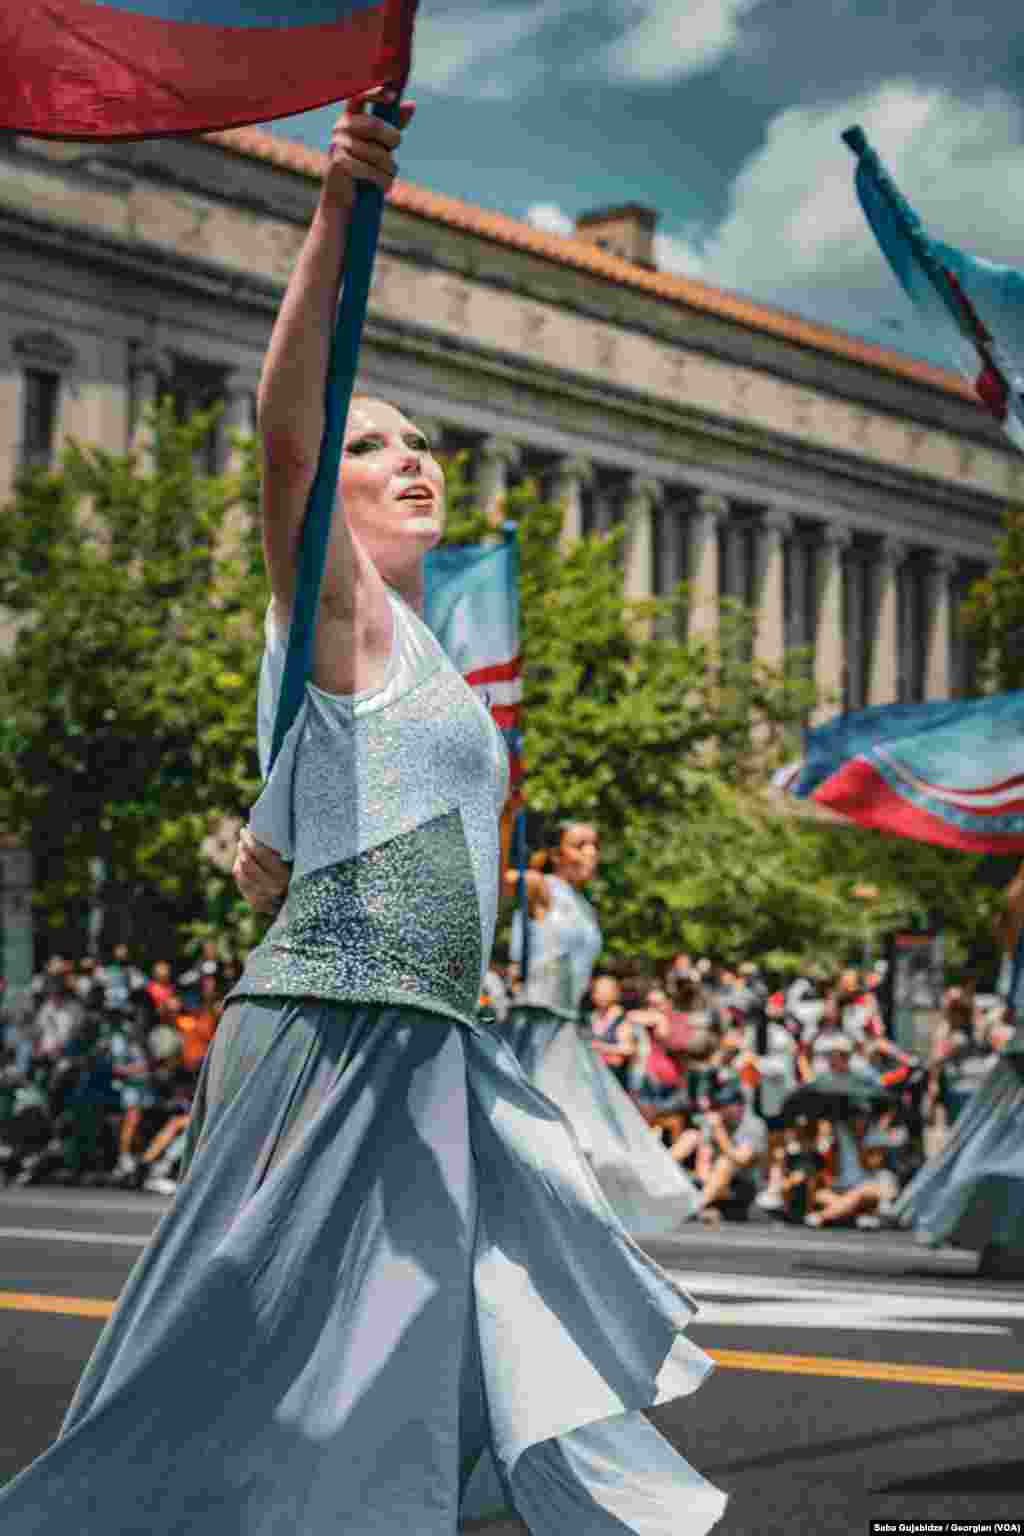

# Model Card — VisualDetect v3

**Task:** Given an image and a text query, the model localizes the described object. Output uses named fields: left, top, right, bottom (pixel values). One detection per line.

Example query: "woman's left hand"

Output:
left=234, top=827, right=291, bottom=914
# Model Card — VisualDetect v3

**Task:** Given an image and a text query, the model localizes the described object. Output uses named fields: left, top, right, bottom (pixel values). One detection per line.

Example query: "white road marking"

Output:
left=0, top=1225, right=147, bottom=1248
left=669, top=1269, right=1024, bottom=1336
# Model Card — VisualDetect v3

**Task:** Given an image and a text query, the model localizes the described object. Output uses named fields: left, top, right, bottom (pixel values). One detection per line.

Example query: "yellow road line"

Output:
left=709, top=1347, right=1024, bottom=1393
left=0, top=1291, right=114, bottom=1320
left=1, top=1294, right=1022, bottom=1394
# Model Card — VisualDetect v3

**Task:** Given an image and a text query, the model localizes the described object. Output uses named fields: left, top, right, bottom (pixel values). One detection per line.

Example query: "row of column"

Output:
left=471, top=439, right=964, bottom=710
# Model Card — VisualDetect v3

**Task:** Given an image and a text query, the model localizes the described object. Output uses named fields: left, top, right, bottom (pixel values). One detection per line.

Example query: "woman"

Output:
left=506, top=824, right=698, bottom=1239
left=587, top=972, right=633, bottom=1089
left=0, top=92, right=724, bottom=1535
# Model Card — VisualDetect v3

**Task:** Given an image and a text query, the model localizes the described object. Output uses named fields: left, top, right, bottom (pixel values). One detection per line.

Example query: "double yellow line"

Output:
left=2, top=1291, right=1023, bottom=1393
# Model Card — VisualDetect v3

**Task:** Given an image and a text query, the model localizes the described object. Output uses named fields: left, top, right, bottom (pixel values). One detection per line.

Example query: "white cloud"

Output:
left=591, top=0, right=759, bottom=84
left=410, top=1, right=562, bottom=97
left=526, top=201, right=576, bottom=236
left=653, top=228, right=707, bottom=277
left=697, top=81, right=1024, bottom=303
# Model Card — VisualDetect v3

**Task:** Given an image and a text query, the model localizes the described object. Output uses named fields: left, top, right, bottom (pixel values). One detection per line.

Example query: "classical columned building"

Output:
left=1, top=128, right=1008, bottom=718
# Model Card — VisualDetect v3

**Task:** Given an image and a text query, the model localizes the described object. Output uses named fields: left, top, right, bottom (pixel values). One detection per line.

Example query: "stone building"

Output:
left=0, top=124, right=1014, bottom=970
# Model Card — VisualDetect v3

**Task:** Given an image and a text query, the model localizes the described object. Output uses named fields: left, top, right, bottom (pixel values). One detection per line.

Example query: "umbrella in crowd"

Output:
left=781, top=1072, right=895, bottom=1126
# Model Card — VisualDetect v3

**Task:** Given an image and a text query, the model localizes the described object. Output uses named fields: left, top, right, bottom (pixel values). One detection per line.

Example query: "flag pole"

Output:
left=514, top=805, right=531, bottom=987
left=268, top=94, right=404, bottom=773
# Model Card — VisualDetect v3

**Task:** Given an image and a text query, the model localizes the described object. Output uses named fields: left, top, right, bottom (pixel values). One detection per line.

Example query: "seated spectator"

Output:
left=139, top=1066, right=196, bottom=1195
left=806, top=1126, right=901, bottom=1229
left=693, top=1076, right=768, bottom=1228
left=625, top=988, right=682, bottom=1115
left=778, top=1116, right=827, bottom=1225
left=587, top=975, right=634, bottom=1089
left=108, top=1015, right=159, bottom=1184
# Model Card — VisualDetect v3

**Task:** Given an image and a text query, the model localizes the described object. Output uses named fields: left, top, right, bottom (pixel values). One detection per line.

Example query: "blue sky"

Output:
left=271, top=0, right=1024, bottom=373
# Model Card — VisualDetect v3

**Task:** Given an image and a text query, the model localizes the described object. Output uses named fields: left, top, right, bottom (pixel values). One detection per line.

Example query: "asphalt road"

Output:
left=1, top=1186, right=1023, bottom=1535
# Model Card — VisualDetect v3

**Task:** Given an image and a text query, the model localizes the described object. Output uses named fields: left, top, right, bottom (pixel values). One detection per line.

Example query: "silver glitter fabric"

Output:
left=231, top=810, right=482, bottom=1026
left=231, top=590, right=509, bottom=1026
left=511, top=876, right=603, bottom=1011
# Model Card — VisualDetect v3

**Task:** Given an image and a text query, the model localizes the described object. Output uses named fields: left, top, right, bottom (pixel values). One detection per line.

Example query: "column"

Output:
left=924, top=550, right=956, bottom=700
left=477, top=436, right=521, bottom=529
left=223, top=380, right=256, bottom=471
left=868, top=536, right=906, bottom=707
left=721, top=514, right=746, bottom=602
left=548, top=454, right=593, bottom=555
left=129, top=342, right=168, bottom=472
left=844, top=552, right=865, bottom=711
left=688, top=491, right=724, bottom=648
left=753, top=507, right=792, bottom=668
left=813, top=522, right=851, bottom=721
left=786, top=536, right=808, bottom=652
left=623, top=474, right=662, bottom=638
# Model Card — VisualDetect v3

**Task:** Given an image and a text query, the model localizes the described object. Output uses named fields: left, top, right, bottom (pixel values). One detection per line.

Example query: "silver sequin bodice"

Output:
left=511, top=875, right=602, bottom=1012
left=228, top=591, right=509, bottom=1027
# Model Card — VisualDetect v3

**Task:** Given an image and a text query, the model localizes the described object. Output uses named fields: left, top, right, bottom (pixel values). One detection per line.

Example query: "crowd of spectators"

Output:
left=482, top=954, right=1017, bottom=1230
left=1, top=945, right=1014, bottom=1225
left=0, top=943, right=237, bottom=1195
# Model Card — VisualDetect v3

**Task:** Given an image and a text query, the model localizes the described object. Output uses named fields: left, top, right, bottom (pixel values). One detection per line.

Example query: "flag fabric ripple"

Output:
left=0, top=0, right=416, bottom=140
left=424, top=533, right=524, bottom=788
left=775, top=692, right=1024, bottom=853
left=843, top=125, right=1024, bottom=454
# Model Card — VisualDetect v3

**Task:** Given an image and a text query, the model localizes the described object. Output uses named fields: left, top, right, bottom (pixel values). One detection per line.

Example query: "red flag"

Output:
left=0, top=0, right=416, bottom=140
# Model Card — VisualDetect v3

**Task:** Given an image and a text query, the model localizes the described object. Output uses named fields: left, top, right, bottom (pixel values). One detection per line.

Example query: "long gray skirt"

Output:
left=893, top=1048, right=1024, bottom=1256
left=501, top=1003, right=698, bottom=1240
left=0, top=996, right=725, bottom=1535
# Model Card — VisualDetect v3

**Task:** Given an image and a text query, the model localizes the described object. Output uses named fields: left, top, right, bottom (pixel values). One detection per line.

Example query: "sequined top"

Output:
left=511, top=875, right=603, bottom=1013
left=227, top=589, right=510, bottom=1028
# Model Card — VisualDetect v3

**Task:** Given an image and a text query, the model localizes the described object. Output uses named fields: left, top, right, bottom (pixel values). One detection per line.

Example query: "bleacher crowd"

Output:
left=0, top=946, right=1015, bottom=1225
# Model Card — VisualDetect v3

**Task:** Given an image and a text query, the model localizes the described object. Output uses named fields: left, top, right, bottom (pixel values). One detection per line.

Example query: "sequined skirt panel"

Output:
left=894, top=1054, right=1024, bottom=1254
left=0, top=997, right=724, bottom=1536
left=499, top=1004, right=698, bottom=1239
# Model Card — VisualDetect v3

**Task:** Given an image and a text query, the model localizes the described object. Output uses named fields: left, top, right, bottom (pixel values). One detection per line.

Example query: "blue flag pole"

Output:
left=268, top=96, right=404, bottom=774
left=514, top=806, right=531, bottom=987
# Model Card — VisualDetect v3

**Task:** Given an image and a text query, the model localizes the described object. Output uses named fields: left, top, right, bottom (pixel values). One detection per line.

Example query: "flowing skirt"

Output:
left=500, top=1003, right=698, bottom=1239
left=893, top=1048, right=1024, bottom=1257
left=0, top=996, right=725, bottom=1535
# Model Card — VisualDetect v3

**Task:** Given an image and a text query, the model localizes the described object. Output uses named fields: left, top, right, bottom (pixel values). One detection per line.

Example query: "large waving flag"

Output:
left=775, top=692, right=1024, bottom=853
left=424, top=531, right=523, bottom=787
left=0, top=1, right=415, bottom=140
left=843, top=126, right=1024, bottom=454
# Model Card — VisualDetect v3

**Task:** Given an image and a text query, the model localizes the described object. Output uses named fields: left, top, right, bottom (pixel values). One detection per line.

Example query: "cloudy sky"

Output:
left=272, top=0, right=1024, bottom=370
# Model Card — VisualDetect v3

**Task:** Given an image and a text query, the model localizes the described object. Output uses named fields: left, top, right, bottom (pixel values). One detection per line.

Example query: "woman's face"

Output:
left=592, top=977, right=619, bottom=1009
left=340, top=400, right=446, bottom=576
left=554, top=823, right=599, bottom=886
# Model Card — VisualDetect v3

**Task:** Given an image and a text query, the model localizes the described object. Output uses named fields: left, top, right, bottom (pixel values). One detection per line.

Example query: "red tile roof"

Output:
left=208, top=124, right=977, bottom=410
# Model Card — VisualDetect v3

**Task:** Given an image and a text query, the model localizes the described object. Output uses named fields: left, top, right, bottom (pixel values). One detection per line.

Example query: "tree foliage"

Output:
left=961, top=501, right=1024, bottom=692
left=0, top=401, right=268, bottom=960
left=442, top=455, right=1000, bottom=976
left=0, top=414, right=1001, bottom=975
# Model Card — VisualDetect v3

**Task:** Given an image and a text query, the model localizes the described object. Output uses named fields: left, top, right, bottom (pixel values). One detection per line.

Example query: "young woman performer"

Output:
left=0, top=92, right=724, bottom=1535
left=504, top=820, right=699, bottom=1238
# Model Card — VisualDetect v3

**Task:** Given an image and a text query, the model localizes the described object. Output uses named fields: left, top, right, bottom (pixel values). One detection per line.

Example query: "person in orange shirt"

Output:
left=175, top=972, right=222, bottom=1075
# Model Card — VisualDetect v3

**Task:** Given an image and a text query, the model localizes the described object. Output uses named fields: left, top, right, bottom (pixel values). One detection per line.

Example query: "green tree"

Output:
left=442, top=454, right=999, bottom=972
left=0, top=400, right=268, bottom=961
left=961, top=501, right=1024, bottom=691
